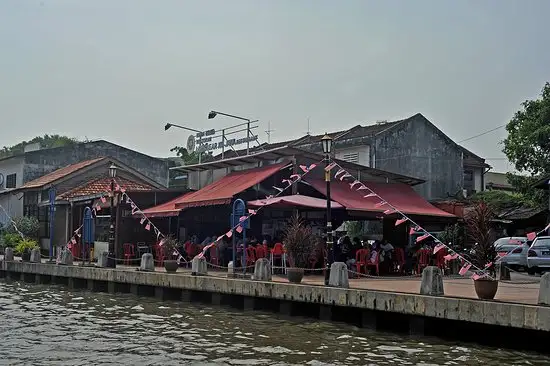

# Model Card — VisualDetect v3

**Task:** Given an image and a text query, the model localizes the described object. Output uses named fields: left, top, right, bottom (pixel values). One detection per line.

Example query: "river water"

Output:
left=0, top=281, right=547, bottom=366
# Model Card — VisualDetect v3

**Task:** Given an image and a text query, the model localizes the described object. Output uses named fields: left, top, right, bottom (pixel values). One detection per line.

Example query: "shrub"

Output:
left=6, top=216, right=40, bottom=239
left=465, top=202, right=497, bottom=277
left=14, top=239, right=39, bottom=255
left=283, top=215, right=317, bottom=268
left=2, top=232, right=22, bottom=248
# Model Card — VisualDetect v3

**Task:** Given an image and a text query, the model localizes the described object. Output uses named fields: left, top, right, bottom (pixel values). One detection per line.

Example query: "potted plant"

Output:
left=465, top=202, right=498, bottom=300
left=15, top=239, right=39, bottom=262
left=283, top=215, right=317, bottom=284
left=161, top=235, right=180, bottom=273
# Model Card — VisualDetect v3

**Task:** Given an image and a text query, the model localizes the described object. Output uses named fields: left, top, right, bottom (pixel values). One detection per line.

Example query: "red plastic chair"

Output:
left=123, top=243, right=135, bottom=265
left=435, top=248, right=448, bottom=272
left=394, top=247, right=405, bottom=274
left=366, top=250, right=380, bottom=276
left=209, top=245, right=219, bottom=265
left=355, top=249, right=370, bottom=275
left=417, top=249, right=431, bottom=274
left=271, top=243, right=285, bottom=273
left=255, top=245, right=266, bottom=259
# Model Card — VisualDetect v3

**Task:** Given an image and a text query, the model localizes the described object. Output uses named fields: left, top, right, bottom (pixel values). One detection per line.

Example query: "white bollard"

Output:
left=328, top=262, right=349, bottom=288
left=253, top=258, right=272, bottom=281
left=420, top=266, right=444, bottom=296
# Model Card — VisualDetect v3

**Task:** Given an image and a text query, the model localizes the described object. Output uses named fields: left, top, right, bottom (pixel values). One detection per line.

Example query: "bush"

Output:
left=2, top=233, right=22, bottom=248
left=283, top=215, right=317, bottom=268
left=14, top=239, right=39, bottom=255
left=5, top=216, right=39, bottom=239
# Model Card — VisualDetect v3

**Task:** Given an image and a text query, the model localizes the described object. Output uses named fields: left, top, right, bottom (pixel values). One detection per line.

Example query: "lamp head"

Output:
left=321, top=133, right=333, bottom=154
left=208, top=111, right=217, bottom=119
left=164, top=123, right=172, bottom=131
left=109, top=164, right=117, bottom=178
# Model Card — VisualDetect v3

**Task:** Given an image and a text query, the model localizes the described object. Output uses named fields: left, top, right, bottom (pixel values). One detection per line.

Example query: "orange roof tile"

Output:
left=21, top=157, right=106, bottom=189
left=58, top=177, right=154, bottom=200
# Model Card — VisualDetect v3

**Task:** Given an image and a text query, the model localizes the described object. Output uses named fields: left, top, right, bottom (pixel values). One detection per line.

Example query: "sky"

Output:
left=1, top=0, right=549, bottom=173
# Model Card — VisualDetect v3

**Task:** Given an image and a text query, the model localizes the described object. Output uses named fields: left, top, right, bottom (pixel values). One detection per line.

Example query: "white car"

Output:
left=527, top=236, right=550, bottom=275
left=493, top=237, right=529, bottom=270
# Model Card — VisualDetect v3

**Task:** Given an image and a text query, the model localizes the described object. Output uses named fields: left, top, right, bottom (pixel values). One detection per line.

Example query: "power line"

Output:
left=457, top=124, right=506, bottom=144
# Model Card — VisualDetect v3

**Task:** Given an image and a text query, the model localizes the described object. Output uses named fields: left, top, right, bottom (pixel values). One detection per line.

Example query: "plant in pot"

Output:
left=283, top=215, right=317, bottom=284
left=465, top=202, right=498, bottom=300
left=161, top=235, right=180, bottom=273
left=15, top=239, right=39, bottom=262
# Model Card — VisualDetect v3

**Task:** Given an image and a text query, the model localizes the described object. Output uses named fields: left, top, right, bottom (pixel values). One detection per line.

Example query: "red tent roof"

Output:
left=248, top=195, right=343, bottom=209
left=305, top=178, right=455, bottom=218
left=141, top=193, right=192, bottom=218
left=174, top=162, right=289, bottom=209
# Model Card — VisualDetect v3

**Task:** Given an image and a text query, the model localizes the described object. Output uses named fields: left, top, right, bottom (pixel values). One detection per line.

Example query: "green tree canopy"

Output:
left=0, top=134, right=80, bottom=159
left=170, top=146, right=213, bottom=165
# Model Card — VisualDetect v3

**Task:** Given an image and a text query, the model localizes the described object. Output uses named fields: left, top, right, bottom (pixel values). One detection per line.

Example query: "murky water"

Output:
left=0, top=281, right=547, bottom=365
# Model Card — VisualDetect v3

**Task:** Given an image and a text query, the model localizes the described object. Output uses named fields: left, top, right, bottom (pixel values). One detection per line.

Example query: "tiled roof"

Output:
left=58, top=176, right=154, bottom=200
left=20, top=157, right=106, bottom=189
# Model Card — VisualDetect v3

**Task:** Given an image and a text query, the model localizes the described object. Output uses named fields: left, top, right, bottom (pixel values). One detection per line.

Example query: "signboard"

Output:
left=198, top=135, right=258, bottom=152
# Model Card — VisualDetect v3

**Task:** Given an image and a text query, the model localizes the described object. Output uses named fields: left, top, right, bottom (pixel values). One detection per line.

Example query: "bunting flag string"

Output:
left=0, top=203, right=25, bottom=239
left=197, top=158, right=325, bottom=260
left=325, top=162, right=337, bottom=172
left=329, top=161, right=495, bottom=280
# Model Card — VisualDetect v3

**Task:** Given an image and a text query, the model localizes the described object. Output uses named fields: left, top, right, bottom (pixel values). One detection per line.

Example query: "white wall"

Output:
left=0, top=156, right=24, bottom=190
left=474, top=168, right=483, bottom=192
left=0, top=192, right=23, bottom=226
left=335, top=146, right=371, bottom=167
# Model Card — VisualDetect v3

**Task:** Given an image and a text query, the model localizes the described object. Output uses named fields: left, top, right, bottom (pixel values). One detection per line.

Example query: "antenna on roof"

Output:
left=265, top=121, right=275, bottom=144
left=306, top=117, right=311, bottom=135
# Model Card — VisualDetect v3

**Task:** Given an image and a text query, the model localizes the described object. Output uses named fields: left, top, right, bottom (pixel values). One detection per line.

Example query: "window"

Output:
left=5, top=174, right=16, bottom=189
left=23, top=192, right=39, bottom=218
left=39, top=206, right=50, bottom=238
left=341, top=152, right=360, bottom=164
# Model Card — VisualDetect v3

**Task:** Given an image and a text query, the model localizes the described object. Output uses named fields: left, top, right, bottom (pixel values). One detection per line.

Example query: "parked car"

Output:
left=493, top=237, right=529, bottom=270
left=527, top=236, right=550, bottom=275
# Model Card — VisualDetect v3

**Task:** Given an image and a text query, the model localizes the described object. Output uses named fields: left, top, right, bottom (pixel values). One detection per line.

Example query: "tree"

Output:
left=503, top=82, right=550, bottom=175
left=502, top=82, right=550, bottom=205
left=170, top=146, right=213, bottom=165
left=0, top=134, right=80, bottom=159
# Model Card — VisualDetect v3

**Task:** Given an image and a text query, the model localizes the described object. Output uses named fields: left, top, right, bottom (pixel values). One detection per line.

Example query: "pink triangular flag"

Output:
left=364, top=193, right=377, bottom=198
left=433, top=243, right=445, bottom=254
left=145, top=223, right=151, bottom=231
left=239, top=216, right=247, bottom=222
left=299, top=165, right=309, bottom=173
left=349, top=180, right=361, bottom=189
left=236, top=225, right=243, bottom=233
left=374, top=201, right=386, bottom=208
left=282, top=179, right=292, bottom=186
left=77, top=233, right=81, bottom=238
left=334, top=169, right=346, bottom=178
left=248, top=209, right=257, bottom=215
left=216, top=235, right=225, bottom=242
left=444, top=253, right=459, bottom=261
left=140, top=217, right=146, bottom=225
left=95, top=204, right=101, bottom=211
left=120, top=187, right=126, bottom=193
left=290, top=174, right=301, bottom=181
left=484, top=262, right=493, bottom=268
left=340, top=173, right=352, bottom=181
left=383, top=209, right=394, bottom=215
left=459, top=263, right=471, bottom=276
left=471, top=273, right=481, bottom=280
left=308, top=163, right=317, bottom=171
left=409, top=227, right=416, bottom=235
left=416, top=233, right=430, bottom=243
left=527, top=232, right=536, bottom=241
left=497, top=252, right=507, bottom=257
left=126, top=196, right=131, bottom=204
left=395, top=218, right=408, bottom=226
left=100, top=196, right=107, bottom=203
left=325, top=162, right=337, bottom=172
left=115, top=184, right=121, bottom=191
left=273, top=186, right=283, bottom=193
left=71, top=238, right=76, bottom=244
left=357, top=185, right=368, bottom=191
left=226, top=230, right=233, bottom=238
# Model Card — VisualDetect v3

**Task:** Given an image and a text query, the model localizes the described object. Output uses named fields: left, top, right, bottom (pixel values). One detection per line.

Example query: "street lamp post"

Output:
left=107, top=163, right=117, bottom=268
left=321, top=133, right=333, bottom=285
left=208, top=110, right=253, bottom=155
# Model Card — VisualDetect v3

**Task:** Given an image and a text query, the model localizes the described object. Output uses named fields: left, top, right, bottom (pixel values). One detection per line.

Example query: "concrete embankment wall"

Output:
left=1, top=261, right=549, bottom=353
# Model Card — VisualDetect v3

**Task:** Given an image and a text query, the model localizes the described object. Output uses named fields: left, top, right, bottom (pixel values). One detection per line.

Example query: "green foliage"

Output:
left=14, top=239, right=39, bottom=255
left=346, top=221, right=364, bottom=239
left=0, top=134, right=80, bottom=159
left=437, top=224, right=463, bottom=248
left=161, top=235, right=179, bottom=258
left=1, top=232, right=22, bottom=248
left=283, top=215, right=317, bottom=268
left=471, top=189, right=540, bottom=210
left=170, top=146, right=214, bottom=165
left=5, top=216, right=40, bottom=239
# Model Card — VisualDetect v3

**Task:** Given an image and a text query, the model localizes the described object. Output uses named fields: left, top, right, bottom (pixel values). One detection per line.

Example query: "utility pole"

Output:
left=265, top=121, right=275, bottom=144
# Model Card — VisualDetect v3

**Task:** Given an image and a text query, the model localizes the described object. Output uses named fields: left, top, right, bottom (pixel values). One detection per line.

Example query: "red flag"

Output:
left=145, top=223, right=151, bottom=231
left=236, top=225, right=243, bottom=233
left=325, top=162, right=337, bottom=172
left=433, top=243, right=445, bottom=254
left=416, top=234, right=429, bottom=243
left=409, top=227, right=416, bottom=235
left=444, top=253, right=459, bottom=261
left=471, top=273, right=481, bottom=280
left=100, top=196, right=107, bottom=203
left=459, top=263, right=471, bottom=276
left=395, top=218, right=407, bottom=226
left=299, top=165, right=309, bottom=173
left=527, top=232, right=536, bottom=241
left=248, top=209, right=257, bottom=215
left=140, top=217, right=146, bottom=225
left=226, top=230, right=233, bottom=238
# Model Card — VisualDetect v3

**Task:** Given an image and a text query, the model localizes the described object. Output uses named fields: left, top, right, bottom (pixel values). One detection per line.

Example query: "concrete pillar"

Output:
left=538, top=273, right=550, bottom=305
left=155, top=287, right=164, bottom=300
left=227, top=261, right=234, bottom=278
left=211, top=293, right=222, bottom=306
left=420, top=266, right=444, bottom=296
left=97, top=251, right=109, bottom=268
left=4, top=248, right=14, bottom=261
left=108, top=281, right=115, bottom=294
left=30, top=248, right=41, bottom=263
left=130, top=284, right=139, bottom=295
left=87, top=279, right=95, bottom=291
left=140, top=253, right=154, bottom=272
left=253, top=258, right=272, bottom=281
left=191, top=256, right=208, bottom=276
left=409, top=316, right=425, bottom=336
left=59, top=249, right=74, bottom=266
left=279, top=300, right=292, bottom=316
left=319, top=305, right=332, bottom=321
left=35, top=274, right=42, bottom=285
left=328, top=262, right=349, bottom=288
left=243, top=297, right=255, bottom=311
left=496, top=263, right=511, bottom=281
left=361, top=310, right=377, bottom=330
left=67, top=277, right=74, bottom=289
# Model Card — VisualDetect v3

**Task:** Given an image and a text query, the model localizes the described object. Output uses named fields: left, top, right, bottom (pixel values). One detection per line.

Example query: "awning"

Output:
left=304, top=178, right=455, bottom=218
left=248, top=195, right=344, bottom=209
left=175, top=162, right=289, bottom=209
left=140, top=193, right=192, bottom=218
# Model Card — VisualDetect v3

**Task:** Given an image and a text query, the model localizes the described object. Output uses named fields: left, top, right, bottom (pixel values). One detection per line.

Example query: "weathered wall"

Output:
left=374, top=116, right=463, bottom=200
left=0, top=155, right=25, bottom=189
left=0, top=192, right=23, bottom=226
left=22, top=141, right=169, bottom=187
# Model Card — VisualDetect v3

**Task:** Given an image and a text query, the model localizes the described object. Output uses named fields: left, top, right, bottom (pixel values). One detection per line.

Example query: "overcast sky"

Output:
left=1, top=0, right=549, bottom=173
